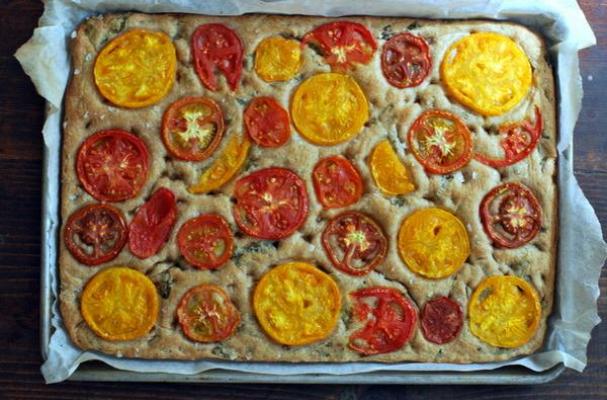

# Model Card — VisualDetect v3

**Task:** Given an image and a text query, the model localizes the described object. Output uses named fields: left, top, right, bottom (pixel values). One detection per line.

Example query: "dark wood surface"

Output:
left=0, top=1, right=605, bottom=398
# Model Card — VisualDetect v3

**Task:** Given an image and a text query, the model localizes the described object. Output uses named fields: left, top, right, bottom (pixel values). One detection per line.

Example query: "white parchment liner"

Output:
left=15, top=0, right=606, bottom=384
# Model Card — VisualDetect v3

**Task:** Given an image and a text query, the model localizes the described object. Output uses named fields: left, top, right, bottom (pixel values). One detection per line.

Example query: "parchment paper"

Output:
left=15, top=0, right=606, bottom=384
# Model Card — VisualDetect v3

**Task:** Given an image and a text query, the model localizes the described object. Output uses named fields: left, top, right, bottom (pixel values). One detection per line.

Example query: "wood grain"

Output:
left=0, top=0, right=605, bottom=398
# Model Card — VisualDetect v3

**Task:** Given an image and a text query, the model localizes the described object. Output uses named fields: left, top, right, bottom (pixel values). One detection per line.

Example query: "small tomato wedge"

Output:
left=381, top=33, right=431, bottom=88
left=302, top=21, right=377, bottom=71
left=244, top=97, right=291, bottom=148
left=349, top=287, right=417, bottom=355
left=176, top=284, right=240, bottom=343
left=128, top=188, right=177, bottom=259
left=76, top=129, right=149, bottom=202
left=177, top=214, right=234, bottom=270
left=420, top=296, right=463, bottom=344
left=368, top=139, right=415, bottom=196
left=313, top=155, right=363, bottom=209
left=191, top=23, right=243, bottom=91
left=162, top=96, right=225, bottom=161
left=64, top=204, right=128, bottom=266
left=254, top=36, right=301, bottom=82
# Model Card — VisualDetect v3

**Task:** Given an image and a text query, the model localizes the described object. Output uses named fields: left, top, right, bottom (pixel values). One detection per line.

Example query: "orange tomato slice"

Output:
left=254, top=36, right=301, bottom=82
left=368, top=139, right=415, bottom=196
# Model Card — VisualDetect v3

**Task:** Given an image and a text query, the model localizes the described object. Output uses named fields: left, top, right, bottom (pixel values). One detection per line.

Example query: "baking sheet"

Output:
left=15, top=0, right=606, bottom=384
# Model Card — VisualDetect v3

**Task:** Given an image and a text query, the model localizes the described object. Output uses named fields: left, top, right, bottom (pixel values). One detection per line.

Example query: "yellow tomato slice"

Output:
left=440, top=32, right=532, bottom=116
left=469, top=276, right=541, bottom=348
left=80, top=267, right=159, bottom=341
left=254, top=36, right=301, bottom=82
left=188, top=134, right=251, bottom=194
left=253, top=262, right=341, bottom=346
left=398, top=208, right=470, bottom=279
left=94, top=29, right=176, bottom=108
left=291, top=73, right=368, bottom=145
left=369, top=139, right=415, bottom=196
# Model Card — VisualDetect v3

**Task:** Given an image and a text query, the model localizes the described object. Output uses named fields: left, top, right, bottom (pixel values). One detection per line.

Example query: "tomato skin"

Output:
left=177, top=214, right=234, bottom=270
left=233, top=167, right=309, bottom=240
left=128, top=188, right=177, bottom=259
left=381, top=33, right=431, bottom=88
left=64, top=204, right=128, bottom=266
left=420, top=296, right=463, bottom=344
left=244, top=97, right=291, bottom=148
left=313, top=156, right=363, bottom=209
left=191, top=23, right=243, bottom=91
left=349, top=287, right=417, bottom=355
left=76, top=129, right=149, bottom=202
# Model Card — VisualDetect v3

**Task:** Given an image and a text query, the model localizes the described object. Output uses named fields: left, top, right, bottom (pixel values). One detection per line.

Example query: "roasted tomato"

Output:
left=302, top=21, right=377, bottom=70
left=191, top=23, right=243, bottom=91
left=322, top=211, right=387, bottom=276
left=440, top=32, right=532, bottom=116
left=189, top=134, right=251, bottom=194
left=64, top=204, right=127, bottom=266
left=232, top=167, right=309, bottom=240
left=81, top=267, right=159, bottom=341
left=177, top=214, right=233, bottom=270
left=475, top=107, right=543, bottom=168
left=176, top=284, right=240, bottom=343
left=349, top=287, right=417, bottom=355
left=291, top=72, right=368, bottom=146
left=94, top=29, right=176, bottom=108
left=76, top=129, right=149, bottom=202
left=244, top=97, right=291, bottom=148
left=398, top=208, right=470, bottom=279
left=368, top=139, right=415, bottom=196
left=469, top=276, right=541, bottom=348
left=420, top=296, right=463, bottom=344
left=381, top=32, right=431, bottom=88
left=407, top=109, right=472, bottom=174
left=128, top=188, right=177, bottom=259
left=253, top=262, right=341, bottom=346
left=312, top=155, right=363, bottom=209
left=161, top=96, right=225, bottom=161
left=480, top=182, right=542, bottom=249
left=254, top=36, right=301, bottom=82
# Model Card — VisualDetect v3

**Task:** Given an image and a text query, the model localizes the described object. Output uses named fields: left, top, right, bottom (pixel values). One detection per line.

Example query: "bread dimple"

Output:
left=60, top=13, right=557, bottom=363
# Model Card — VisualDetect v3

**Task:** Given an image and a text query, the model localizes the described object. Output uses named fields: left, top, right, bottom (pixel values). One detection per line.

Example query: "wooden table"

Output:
left=1, top=1, right=605, bottom=398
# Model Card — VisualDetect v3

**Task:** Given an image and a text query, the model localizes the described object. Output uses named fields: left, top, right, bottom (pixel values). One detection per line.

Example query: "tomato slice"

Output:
left=76, top=129, right=149, bottom=202
left=162, top=96, right=225, bottom=161
left=322, top=211, right=387, bottom=276
left=313, top=156, right=363, bottom=209
left=191, top=23, right=243, bottom=91
left=244, top=97, right=290, bottom=148
left=480, top=182, right=542, bottom=249
left=302, top=21, right=377, bottom=71
left=408, top=109, right=472, bottom=174
left=177, top=214, right=234, bottom=270
left=233, top=167, right=309, bottom=240
left=128, top=188, right=177, bottom=259
left=176, top=284, right=240, bottom=343
left=420, top=296, right=463, bottom=344
left=64, top=204, right=127, bottom=266
left=349, top=287, right=417, bottom=355
left=381, top=33, right=431, bottom=88
left=475, top=107, right=543, bottom=168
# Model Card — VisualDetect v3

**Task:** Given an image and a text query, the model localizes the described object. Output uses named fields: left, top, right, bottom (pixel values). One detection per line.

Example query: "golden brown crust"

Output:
left=60, top=13, right=557, bottom=363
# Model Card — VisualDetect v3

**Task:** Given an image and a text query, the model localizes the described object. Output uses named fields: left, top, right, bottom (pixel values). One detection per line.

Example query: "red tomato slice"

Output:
left=480, top=182, right=542, bottom=249
left=162, top=96, right=225, bottom=161
left=244, top=97, right=290, bottom=148
left=76, top=129, right=149, bottom=202
left=420, top=296, right=463, bottom=344
left=302, top=21, right=377, bottom=70
left=177, top=214, right=233, bottom=270
left=64, top=204, right=127, bottom=266
left=475, top=107, right=543, bottom=168
left=408, top=109, right=472, bottom=174
left=322, top=211, right=387, bottom=276
left=191, top=23, right=243, bottom=91
left=233, top=167, right=309, bottom=240
left=349, top=287, right=417, bottom=355
left=313, top=156, right=363, bottom=209
left=381, top=33, right=432, bottom=88
left=128, top=188, right=177, bottom=259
